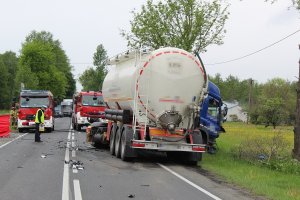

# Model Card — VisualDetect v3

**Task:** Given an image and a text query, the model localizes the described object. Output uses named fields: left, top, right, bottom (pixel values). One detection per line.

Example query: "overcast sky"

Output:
left=0, top=0, right=299, bottom=91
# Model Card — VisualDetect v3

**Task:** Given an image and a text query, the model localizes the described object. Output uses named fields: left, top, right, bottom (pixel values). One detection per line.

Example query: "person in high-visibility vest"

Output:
left=35, top=105, right=46, bottom=142
left=10, top=107, right=17, bottom=128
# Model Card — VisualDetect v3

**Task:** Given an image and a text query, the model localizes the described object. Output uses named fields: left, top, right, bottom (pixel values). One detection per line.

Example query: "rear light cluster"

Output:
left=192, top=146, right=206, bottom=152
left=22, top=121, right=29, bottom=126
left=132, top=142, right=145, bottom=148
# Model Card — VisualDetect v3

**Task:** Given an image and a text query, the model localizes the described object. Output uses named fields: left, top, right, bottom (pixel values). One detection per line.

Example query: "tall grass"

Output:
left=201, top=122, right=300, bottom=200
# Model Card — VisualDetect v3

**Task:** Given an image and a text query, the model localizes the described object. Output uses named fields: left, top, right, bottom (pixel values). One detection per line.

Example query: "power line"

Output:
left=205, top=28, right=300, bottom=66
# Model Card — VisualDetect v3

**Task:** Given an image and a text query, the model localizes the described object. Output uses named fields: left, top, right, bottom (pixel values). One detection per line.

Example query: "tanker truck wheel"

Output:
left=120, top=126, right=136, bottom=161
left=185, top=133, right=203, bottom=165
left=109, top=123, right=117, bottom=155
left=76, top=124, right=81, bottom=131
left=114, top=126, right=122, bottom=158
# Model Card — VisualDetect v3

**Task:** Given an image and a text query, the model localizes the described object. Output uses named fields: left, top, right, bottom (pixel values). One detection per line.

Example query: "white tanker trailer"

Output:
left=88, top=47, right=209, bottom=164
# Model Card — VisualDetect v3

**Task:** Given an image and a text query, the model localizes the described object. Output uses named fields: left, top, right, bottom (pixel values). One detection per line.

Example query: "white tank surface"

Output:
left=102, top=47, right=207, bottom=129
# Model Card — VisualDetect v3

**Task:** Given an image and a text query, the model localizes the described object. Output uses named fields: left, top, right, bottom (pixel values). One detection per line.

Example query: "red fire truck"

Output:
left=17, top=90, right=55, bottom=133
left=72, top=91, right=106, bottom=131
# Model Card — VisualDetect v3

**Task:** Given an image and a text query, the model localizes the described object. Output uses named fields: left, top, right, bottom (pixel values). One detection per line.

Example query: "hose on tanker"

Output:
left=194, top=51, right=208, bottom=89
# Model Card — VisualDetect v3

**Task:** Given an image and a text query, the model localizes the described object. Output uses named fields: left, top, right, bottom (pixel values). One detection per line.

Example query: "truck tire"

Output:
left=109, top=123, right=117, bottom=155
left=185, top=133, right=203, bottom=165
left=18, top=128, right=24, bottom=133
left=120, top=125, right=136, bottom=161
left=76, top=124, right=81, bottom=131
left=114, top=125, right=122, bottom=158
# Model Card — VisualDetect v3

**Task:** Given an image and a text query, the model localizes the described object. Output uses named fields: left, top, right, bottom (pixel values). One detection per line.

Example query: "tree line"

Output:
left=209, top=74, right=297, bottom=128
left=0, top=31, right=76, bottom=109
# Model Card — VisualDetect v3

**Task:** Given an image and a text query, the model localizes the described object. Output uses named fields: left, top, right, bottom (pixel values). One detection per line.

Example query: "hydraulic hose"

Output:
left=194, top=51, right=208, bottom=89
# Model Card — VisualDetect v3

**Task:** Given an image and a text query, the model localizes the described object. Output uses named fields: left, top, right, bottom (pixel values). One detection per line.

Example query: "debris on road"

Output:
left=68, top=160, right=84, bottom=170
left=41, top=154, right=47, bottom=158
left=128, top=194, right=135, bottom=198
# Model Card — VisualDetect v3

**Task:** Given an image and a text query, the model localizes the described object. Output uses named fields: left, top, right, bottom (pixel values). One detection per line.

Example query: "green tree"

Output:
left=24, top=31, right=76, bottom=97
left=79, top=68, right=99, bottom=91
left=0, top=51, right=18, bottom=101
left=16, top=31, right=75, bottom=100
left=209, top=74, right=256, bottom=106
left=264, top=0, right=300, bottom=10
left=79, top=44, right=108, bottom=91
left=258, top=97, right=287, bottom=129
left=65, top=70, right=77, bottom=98
left=295, top=0, right=300, bottom=9
left=122, top=0, right=229, bottom=53
left=254, top=78, right=295, bottom=128
left=0, top=57, right=10, bottom=109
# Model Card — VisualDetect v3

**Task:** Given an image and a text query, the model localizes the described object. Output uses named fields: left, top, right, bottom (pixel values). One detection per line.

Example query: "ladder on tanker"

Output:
left=132, top=49, right=151, bottom=139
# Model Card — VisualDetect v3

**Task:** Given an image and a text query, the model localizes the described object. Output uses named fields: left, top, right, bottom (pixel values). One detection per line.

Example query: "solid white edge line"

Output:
left=0, top=133, right=28, bottom=149
left=158, top=163, right=222, bottom=200
left=73, top=179, right=83, bottom=200
left=62, top=129, right=71, bottom=200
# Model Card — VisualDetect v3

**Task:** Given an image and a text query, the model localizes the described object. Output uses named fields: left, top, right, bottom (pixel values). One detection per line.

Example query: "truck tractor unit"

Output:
left=200, top=81, right=227, bottom=154
left=72, top=91, right=106, bottom=131
left=88, top=47, right=210, bottom=164
left=61, top=99, right=73, bottom=117
left=17, top=90, right=55, bottom=133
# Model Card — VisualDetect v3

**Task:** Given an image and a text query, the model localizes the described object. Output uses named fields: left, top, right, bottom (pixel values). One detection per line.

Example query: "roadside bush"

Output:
left=264, top=158, right=300, bottom=175
left=231, top=130, right=300, bottom=174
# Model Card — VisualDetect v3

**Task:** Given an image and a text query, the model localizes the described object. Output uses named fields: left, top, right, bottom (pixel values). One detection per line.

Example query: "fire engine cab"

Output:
left=17, top=90, right=55, bottom=133
left=72, top=91, right=106, bottom=131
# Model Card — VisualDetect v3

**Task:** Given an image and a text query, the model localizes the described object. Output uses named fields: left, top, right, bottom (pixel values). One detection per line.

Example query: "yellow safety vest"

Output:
left=35, top=109, right=44, bottom=123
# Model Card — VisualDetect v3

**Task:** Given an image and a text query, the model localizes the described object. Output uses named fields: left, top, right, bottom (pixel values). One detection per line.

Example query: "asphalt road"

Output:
left=0, top=117, right=258, bottom=200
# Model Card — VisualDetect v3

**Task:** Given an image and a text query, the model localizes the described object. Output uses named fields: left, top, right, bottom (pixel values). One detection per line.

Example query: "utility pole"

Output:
left=247, top=78, right=253, bottom=124
left=294, top=44, right=300, bottom=161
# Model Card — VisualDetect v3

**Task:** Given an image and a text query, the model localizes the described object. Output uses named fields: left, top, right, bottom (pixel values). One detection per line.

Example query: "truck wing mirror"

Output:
left=223, top=105, right=228, bottom=117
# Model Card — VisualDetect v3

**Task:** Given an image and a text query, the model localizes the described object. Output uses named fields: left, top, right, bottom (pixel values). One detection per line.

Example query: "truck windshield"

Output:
left=208, top=98, right=219, bottom=118
left=82, top=95, right=105, bottom=106
left=20, top=97, right=49, bottom=108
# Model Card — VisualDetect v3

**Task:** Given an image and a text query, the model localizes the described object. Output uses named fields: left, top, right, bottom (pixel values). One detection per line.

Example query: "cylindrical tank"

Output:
left=102, top=47, right=207, bottom=129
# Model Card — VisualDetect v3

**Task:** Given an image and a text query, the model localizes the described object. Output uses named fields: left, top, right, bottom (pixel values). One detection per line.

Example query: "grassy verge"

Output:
left=201, top=122, right=300, bottom=200
left=0, top=110, right=9, bottom=115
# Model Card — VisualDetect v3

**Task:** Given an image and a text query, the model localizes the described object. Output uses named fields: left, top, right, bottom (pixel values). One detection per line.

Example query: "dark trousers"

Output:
left=35, top=123, right=41, bottom=142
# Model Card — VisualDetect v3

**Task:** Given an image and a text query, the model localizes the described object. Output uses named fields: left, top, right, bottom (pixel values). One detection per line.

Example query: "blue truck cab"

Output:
left=200, top=81, right=227, bottom=153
